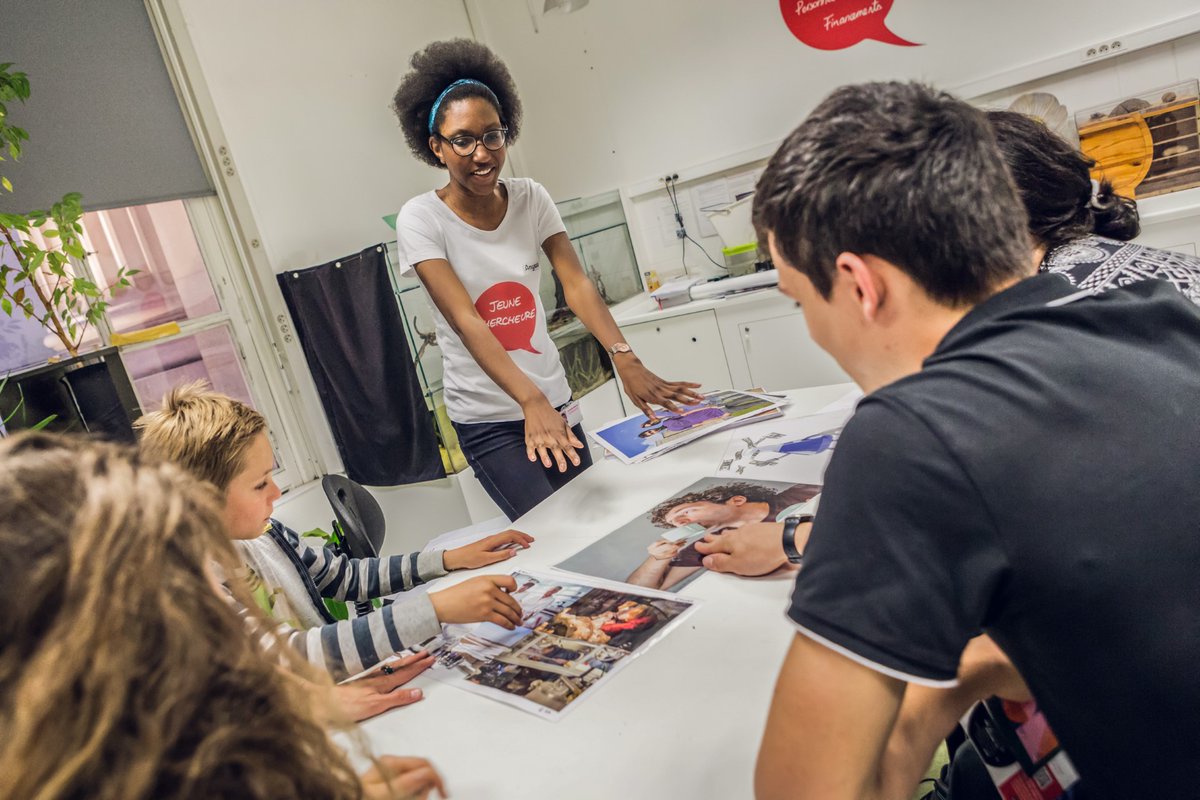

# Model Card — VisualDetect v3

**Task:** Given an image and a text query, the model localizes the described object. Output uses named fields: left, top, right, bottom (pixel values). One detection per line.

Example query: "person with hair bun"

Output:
left=988, top=109, right=1200, bottom=305
left=391, top=39, right=702, bottom=520
left=0, top=433, right=446, bottom=800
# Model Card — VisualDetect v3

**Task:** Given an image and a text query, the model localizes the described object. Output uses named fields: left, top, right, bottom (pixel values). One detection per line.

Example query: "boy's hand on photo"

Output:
left=361, top=755, right=448, bottom=800
left=646, top=539, right=684, bottom=560
left=335, top=651, right=435, bottom=722
left=429, top=574, right=523, bottom=629
left=442, top=530, right=535, bottom=570
left=695, top=521, right=798, bottom=577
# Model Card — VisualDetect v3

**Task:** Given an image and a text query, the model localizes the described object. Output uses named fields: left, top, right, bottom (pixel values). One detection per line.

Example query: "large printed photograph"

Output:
left=422, top=571, right=695, bottom=719
left=556, top=477, right=822, bottom=592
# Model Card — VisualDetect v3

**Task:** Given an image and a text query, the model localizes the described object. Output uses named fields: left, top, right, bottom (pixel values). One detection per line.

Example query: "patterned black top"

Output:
left=1041, top=234, right=1200, bottom=306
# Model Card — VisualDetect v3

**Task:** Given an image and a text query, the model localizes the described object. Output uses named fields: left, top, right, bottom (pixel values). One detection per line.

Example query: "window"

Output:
left=2, top=196, right=310, bottom=489
left=83, top=200, right=221, bottom=331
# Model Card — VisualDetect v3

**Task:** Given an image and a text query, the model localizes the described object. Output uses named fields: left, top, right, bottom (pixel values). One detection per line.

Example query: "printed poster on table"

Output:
left=420, top=571, right=696, bottom=720
left=588, top=389, right=785, bottom=464
left=714, top=408, right=853, bottom=483
left=556, top=477, right=822, bottom=593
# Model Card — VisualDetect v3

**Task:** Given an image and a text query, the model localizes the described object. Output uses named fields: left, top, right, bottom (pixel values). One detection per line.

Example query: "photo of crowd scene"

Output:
left=424, top=572, right=695, bottom=718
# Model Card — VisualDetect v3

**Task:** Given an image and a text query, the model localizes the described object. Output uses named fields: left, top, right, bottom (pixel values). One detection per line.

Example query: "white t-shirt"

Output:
left=396, top=177, right=572, bottom=423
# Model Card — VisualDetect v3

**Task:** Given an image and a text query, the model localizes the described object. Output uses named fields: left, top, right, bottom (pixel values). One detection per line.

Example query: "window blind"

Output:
left=0, top=0, right=213, bottom=215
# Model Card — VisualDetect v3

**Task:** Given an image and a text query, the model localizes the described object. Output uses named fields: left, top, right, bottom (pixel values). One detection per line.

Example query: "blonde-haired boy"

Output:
left=137, top=382, right=531, bottom=680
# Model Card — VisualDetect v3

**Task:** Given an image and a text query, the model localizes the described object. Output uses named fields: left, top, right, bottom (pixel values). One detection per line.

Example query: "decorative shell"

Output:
left=1008, top=92, right=1073, bottom=140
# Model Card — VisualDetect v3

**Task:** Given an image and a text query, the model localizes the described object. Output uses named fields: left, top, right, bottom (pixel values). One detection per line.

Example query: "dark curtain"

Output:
left=277, top=244, right=444, bottom=486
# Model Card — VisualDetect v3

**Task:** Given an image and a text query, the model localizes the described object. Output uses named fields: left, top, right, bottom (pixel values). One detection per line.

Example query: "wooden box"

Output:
left=1075, top=80, right=1200, bottom=199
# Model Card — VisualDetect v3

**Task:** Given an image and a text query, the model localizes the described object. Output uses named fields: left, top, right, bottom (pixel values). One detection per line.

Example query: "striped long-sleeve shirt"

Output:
left=235, top=520, right=447, bottom=678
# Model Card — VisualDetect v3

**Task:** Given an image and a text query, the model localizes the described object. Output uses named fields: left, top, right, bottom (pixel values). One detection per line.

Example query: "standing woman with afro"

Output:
left=392, top=40, right=702, bottom=520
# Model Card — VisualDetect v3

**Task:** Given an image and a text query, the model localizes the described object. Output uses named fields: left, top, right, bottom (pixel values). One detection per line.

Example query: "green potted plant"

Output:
left=0, top=62, right=135, bottom=359
left=0, top=372, right=54, bottom=436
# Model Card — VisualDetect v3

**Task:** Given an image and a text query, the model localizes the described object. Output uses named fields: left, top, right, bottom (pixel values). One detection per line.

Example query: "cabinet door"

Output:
left=740, top=313, right=847, bottom=391
left=620, top=311, right=733, bottom=394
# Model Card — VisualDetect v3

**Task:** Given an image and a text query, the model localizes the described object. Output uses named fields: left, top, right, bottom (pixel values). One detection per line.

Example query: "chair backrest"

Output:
left=321, top=474, right=386, bottom=559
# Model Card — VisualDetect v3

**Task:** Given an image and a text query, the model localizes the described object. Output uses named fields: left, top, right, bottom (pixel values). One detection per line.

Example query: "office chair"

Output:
left=321, top=474, right=388, bottom=617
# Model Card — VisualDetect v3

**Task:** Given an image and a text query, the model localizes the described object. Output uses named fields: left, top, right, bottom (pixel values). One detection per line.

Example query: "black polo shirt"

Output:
left=788, top=273, right=1200, bottom=798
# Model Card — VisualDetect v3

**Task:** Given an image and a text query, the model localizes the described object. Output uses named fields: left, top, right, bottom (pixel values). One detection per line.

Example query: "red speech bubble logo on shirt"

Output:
left=781, top=0, right=920, bottom=50
left=475, top=281, right=541, bottom=354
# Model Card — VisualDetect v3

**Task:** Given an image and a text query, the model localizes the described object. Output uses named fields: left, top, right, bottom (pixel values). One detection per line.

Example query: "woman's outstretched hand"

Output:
left=522, top=396, right=585, bottom=472
left=615, top=357, right=703, bottom=422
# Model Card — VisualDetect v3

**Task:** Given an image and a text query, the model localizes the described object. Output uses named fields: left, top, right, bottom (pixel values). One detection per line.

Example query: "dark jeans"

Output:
left=452, top=415, right=594, bottom=521
left=946, top=742, right=999, bottom=799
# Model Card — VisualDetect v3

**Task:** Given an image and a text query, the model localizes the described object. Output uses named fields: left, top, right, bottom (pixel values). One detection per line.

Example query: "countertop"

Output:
left=608, top=279, right=787, bottom=327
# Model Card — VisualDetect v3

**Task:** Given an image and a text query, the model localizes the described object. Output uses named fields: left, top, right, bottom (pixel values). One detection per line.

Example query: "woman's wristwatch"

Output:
left=781, top=514, right=814, bottom=564
left=608, top=342, right=633, bottom=356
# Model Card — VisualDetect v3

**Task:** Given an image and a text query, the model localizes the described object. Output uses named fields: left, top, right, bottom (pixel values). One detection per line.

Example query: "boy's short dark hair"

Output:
left=753, top=81, right=1032, bottom=306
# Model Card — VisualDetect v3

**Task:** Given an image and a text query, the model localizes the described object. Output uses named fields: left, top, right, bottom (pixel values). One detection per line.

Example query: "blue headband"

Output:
left=428, top=79, right=494, bottom=134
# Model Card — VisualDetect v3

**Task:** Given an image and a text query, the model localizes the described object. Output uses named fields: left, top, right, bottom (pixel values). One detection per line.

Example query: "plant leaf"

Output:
left=30, top=414, right=56, bottom=431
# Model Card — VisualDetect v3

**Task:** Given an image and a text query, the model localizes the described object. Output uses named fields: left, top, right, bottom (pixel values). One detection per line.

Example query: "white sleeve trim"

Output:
left=790, top=620, right=960, bottom=689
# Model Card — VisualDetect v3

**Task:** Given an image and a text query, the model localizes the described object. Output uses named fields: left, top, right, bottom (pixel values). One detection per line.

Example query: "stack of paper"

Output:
left=587, top=389, right=787, bottom=465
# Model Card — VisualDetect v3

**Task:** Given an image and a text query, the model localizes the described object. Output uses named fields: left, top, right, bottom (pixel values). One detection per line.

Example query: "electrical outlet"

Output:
left=1081, top=38, right=1123, bottom=62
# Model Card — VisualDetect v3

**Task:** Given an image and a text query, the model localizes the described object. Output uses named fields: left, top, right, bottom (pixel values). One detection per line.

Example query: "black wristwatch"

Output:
left=781, top=514, right=814, bottom=564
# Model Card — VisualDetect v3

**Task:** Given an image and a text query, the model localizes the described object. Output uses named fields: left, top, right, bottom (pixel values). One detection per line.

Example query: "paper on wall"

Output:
left=691, top=177, right=733, bottom=239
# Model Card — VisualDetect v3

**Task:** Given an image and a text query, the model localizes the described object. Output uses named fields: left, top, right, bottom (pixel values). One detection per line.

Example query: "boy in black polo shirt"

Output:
left=751, top=82, right=1200, bottom=800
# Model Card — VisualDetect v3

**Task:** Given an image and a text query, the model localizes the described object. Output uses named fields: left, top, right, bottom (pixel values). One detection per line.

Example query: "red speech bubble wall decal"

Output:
left=781, top=0, right=920, bottom=50
left=474, top=281, right=541, bottom=354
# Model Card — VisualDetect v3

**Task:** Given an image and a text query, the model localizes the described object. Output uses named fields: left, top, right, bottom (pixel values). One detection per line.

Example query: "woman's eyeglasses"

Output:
left=440, top=128, right=509, bottom=157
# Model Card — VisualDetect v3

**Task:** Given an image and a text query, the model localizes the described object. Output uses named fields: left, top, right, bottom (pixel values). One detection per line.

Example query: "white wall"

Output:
left=272, top=476, right=475, bottom=557
left=174, top=0, right=475, bottom=272
left=174, top=0, right=1200, bottom=270
left=466, top=0, right=1200, bottom=202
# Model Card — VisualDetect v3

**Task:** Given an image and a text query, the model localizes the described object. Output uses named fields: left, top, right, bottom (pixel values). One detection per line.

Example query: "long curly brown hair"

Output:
left=0, top=433, right=367, bottom=800
left=391, top=38, right=523, bottom=168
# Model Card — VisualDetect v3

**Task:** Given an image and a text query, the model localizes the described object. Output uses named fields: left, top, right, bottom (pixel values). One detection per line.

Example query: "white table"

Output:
left=359, top=383, right=856, bottom=799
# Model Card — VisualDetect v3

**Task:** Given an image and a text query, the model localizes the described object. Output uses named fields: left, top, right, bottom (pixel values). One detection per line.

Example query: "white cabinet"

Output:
left=713, top=290, right=849, bottom=391
left=619, top=310, right=733, bottom=395
left=613, top=288, right=849, bottom=404
left=736, top=313, right=848, bottom=391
